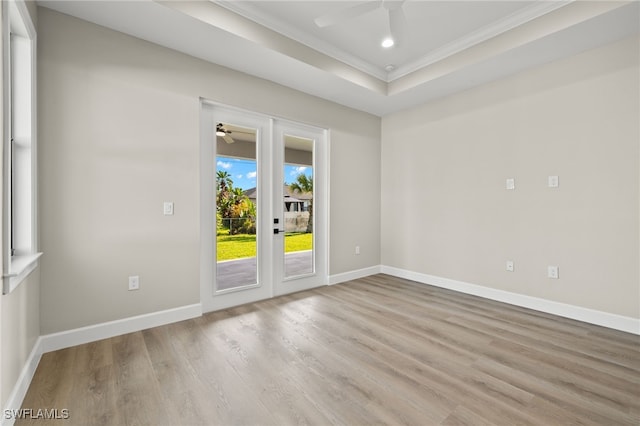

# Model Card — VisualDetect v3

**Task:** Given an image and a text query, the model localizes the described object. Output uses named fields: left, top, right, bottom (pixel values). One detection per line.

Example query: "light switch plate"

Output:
left=548, top=176, right=559, bottom=188
left=506, top=260, right=514, bottom=272
left=506, top=178, right=515, bottom=190
left=163, top=202, right=174, bottom=216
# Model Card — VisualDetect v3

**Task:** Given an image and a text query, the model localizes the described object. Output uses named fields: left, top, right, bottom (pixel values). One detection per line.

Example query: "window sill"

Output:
left=3, top=252, right=42, bottom=294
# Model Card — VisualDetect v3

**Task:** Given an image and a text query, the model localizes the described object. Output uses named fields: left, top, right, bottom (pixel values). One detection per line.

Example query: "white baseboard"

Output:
left=381, top=266, right=640, bottom=335
left=1, top=337, right=44, bottom=426
left=329, top=265, right=381, bottom=286
left=40, top=303, right=202, bottom=353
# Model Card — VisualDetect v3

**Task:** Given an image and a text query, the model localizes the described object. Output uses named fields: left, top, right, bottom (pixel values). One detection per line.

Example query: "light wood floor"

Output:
left=18, top=274, right=640, bottom=425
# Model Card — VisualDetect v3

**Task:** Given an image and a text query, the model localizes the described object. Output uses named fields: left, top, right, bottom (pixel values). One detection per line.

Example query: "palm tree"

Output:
left=216, top=170, right=232, bottom=193
left=216, top=175, right=257, bottom=234
left=230, top=187, right=245, bottom=205
left=216, top=170, right=233, bottom=221
left=289, top=173, right=313, bottom=233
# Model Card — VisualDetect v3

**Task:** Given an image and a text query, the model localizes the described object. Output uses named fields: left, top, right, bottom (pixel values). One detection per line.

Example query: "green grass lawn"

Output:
left=217, top=232, right=312, bottom=261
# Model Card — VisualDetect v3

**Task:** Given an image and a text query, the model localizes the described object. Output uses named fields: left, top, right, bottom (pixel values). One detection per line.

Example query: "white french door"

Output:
left=200, top=102, right=327, bottom=312
left=272, top=120, right=327, bottom=296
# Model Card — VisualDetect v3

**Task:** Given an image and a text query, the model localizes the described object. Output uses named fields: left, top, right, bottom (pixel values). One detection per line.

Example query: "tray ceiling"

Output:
left=40, top=0, right=640, bottom=116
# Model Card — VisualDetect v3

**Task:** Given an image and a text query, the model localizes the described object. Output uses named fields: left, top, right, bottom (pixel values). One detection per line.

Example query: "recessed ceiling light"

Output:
left=381, top=37, right=394, bottom=48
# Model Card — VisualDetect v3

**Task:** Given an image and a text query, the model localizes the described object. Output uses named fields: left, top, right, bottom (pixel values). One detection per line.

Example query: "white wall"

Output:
left=1, top=273, right=40, bottom=409
left=37, top=8, right=381, bottom=334
left=381, top=36, right=639, bottom=319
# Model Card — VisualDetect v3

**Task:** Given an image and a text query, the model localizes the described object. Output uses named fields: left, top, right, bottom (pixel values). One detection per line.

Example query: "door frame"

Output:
left=200, top=100, right=329, bottom=313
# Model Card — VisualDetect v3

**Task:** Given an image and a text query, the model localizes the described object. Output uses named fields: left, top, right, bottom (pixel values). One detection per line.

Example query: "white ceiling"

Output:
left=219, top=0, right=544, bottom=81
left=39, top=0, right=639, bottom=116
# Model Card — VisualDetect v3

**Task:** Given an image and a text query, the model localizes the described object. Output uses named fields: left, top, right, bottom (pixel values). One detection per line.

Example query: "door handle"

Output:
left=274, top=229, right=284, bottom=234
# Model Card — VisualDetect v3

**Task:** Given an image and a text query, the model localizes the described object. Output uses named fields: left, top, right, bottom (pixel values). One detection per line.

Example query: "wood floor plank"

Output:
left=166, top=318, right=279, bottom=426
left=305, top=289, right=549, bottom=425
left=17, top=348, right=78, bottom=426
left=111, top=332, right=174, bottom=426
left=446, top=315, right=640, bottom=387
left=69, top=365, right=122, bottom=426
left=16, top=274, right=640, bottom=425
left=257, top=296, right=450, bottom=425
left=214, top=299, right=424, bottom=425
left=196, top=307, right=337, bottom=425
left=141, top=325, right=217, bottom=426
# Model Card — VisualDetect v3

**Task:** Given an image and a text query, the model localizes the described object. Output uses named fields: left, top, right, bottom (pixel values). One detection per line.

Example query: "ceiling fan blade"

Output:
left=223, top=134, right=235, bottom=144
left=314, top=1, right=381, bottom=28
left=389, top=6, right=406, bottom=46
left=224, top=124, right=255, bottom=135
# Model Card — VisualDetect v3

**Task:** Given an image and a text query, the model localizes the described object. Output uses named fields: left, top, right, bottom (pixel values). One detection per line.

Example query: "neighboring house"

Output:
left=244, top=185, right=312, bottom=232
left=244, top=184, right=312, bottom=213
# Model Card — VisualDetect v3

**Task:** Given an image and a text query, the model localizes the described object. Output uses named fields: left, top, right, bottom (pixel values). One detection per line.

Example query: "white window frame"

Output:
left=2, top=0, right=40, bottom=294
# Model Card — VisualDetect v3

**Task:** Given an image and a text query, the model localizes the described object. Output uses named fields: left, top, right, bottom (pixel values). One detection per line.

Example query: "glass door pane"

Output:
left=283, top=134, right=314, bottom=279
left=215, top=122, right=259, bottom=291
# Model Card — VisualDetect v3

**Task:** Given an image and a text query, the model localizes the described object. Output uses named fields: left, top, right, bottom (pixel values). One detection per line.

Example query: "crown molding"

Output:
left=215, top=0, right=389, bottom=80
left=215, top=0, right=573, bottom=83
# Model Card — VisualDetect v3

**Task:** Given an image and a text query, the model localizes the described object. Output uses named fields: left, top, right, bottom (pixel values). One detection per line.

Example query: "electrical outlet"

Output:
left=547, top=266, right=559, bottom=279
left=548, top=176, right=559, bottom=188
left=128, top=275, right=140, bottom=291
left=506, top=260, right=514, bottom=272
left=355, top=246, right=360, bottom=255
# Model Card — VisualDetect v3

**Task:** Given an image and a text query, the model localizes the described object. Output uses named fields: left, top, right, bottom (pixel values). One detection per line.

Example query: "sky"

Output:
left=217, top=157, right=312, bottom=190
